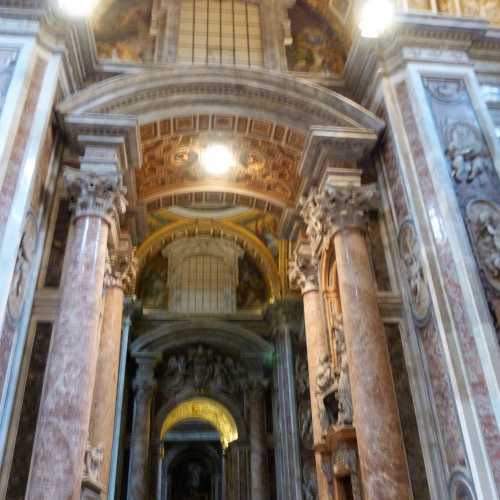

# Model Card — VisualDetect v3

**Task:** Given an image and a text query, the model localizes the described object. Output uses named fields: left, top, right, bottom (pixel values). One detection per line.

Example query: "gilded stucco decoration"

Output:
left=138, top=115, right=304, bottom=207
left=161, top=397, right=239, bottom=449
left=136, top=219, right=282, bottom=300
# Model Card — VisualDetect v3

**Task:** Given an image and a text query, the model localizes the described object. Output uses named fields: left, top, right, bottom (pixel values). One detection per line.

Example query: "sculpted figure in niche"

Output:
left=445, top=121, right=488, bottom=183
left=398, top=221, right=431, bottom=324
left=295, top=357, right=314, bottom=448
left=333, top=329, right=353, bottom=426
left=316, top=354, right=336, bottom=434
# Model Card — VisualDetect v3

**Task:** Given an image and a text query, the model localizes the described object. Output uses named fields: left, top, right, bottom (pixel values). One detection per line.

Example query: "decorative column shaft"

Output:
left=127, top=354, right=160, bottom=500
left=289, top=250, right=333, bottom=500
left=26, top=167, right=127, bottom=499
left=88, top=241, right=136, bottom=496
left=300, top=182, right=411, bottom=500
left=248, top=383, right=270, bottom=500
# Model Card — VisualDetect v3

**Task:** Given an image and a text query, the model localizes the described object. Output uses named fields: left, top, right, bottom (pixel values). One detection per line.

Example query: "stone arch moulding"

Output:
left=136, top=219, right=283, bottom=300
left=57, top=67, right=385, bottom=133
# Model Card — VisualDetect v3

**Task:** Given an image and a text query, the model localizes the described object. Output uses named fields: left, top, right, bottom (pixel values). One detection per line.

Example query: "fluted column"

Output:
left=26, top=166, right=127, bottom=499
left=88, top=239, right=136, bottom=496
left=300, top=181, right=411, bottom=500
left=289, top=249, right=333, bottom=500
left=248, top=383, right=269, bottom=500
left=127, top=353, right=161, bottom=500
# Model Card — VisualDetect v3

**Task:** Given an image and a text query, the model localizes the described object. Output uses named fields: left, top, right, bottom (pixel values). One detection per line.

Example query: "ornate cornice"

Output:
left=299, top=183, right=380, bottom=258
left=64, top=167, right=127, bottom=228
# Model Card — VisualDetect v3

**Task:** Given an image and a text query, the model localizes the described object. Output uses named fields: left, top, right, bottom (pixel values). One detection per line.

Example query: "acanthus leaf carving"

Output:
left=288, top=248, right=320, bottom=294
left=105, top=247, right=138, bottom=294
left=299, top=183, right=380, bottom=258
left=63, top=168, right=127, bottom=227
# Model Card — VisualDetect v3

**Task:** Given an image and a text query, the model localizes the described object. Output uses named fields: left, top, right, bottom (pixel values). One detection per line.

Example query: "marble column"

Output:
left=266, top=300, right=303, bottom=500
left=25, top=167, right=126, bottom=500
left=88, top=241, right=136, bottom=496
left=300, top=182, right=411, bottom=500
left=248, top=383, right=269, bottom=500
left=127, top=353, right=161, bottom=500
left=289, top=249, right=333, bottom=500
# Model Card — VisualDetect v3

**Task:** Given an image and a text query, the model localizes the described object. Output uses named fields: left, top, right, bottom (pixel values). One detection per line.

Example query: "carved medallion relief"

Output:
left=424, top=76, right=500, bottom=329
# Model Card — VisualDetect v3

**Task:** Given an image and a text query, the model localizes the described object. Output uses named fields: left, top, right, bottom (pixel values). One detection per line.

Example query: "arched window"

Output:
left=177, top=0, right=263, bottom=66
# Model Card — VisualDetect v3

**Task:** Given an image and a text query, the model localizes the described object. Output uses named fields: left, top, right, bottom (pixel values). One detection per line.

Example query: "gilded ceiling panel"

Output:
left=137, top=115, right=305, bottom=207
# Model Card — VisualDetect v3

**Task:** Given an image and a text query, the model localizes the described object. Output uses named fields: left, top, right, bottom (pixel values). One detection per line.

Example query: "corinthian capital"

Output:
left=299, top=183, right=379, bottom=257
left=64, top=167, right=127, bottom=227
left=105, top=247, right=138, bottom=294
left=289, top=247, right=320, bottom=294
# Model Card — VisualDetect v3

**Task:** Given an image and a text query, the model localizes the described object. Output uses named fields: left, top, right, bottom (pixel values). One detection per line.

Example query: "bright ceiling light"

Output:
left=358, top=0, right=394, bottom=38
left=200, top=144, right=234, bottom=176
left=57, top=0, right=99, bottom=17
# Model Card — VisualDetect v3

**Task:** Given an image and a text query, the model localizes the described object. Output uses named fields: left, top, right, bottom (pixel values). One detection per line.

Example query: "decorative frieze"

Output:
left=63, top=168, right=127, bottom=227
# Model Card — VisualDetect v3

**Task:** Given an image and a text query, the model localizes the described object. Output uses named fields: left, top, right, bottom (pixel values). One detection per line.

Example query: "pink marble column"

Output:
left=300, top=182, right=411, bottom=500
left=127, top=353, right=160, bottom=500
left=248, top=383, right=270, bottom=500
left=88, top=242, right=136, bottom=496
left=26, top=167, right=126, bottom=500
left=289, top=249, right=333, bottom=500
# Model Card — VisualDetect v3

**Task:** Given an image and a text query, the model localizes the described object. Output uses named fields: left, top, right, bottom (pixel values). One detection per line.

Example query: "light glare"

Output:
left=359, top=0, right=394, bottom=38
left=57, top=0, right=99, bottom=17
left=201, top=144, right=234, bottom=176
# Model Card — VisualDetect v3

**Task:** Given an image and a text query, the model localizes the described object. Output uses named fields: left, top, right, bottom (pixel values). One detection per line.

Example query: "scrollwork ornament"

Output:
left=63, top=168, right=127, bottom=227
left=466, top=199, right=500, bottom=292
left=398, top=221, right=431, bottom=326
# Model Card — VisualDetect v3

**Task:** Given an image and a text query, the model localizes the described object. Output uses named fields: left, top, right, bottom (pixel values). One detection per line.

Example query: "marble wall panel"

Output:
left=0, top=121, right=53, bottom=399
left=397, top=80, right=500, bottom=488
left=0, top=49, right=17, bottom=117
left=384, top=322, right=430, bottom=500
left=6, top=322, right=53, bottom=499
left=378, top=108, right=471, bottom=480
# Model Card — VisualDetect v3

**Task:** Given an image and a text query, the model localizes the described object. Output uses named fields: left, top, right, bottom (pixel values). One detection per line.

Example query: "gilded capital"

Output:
left=289, top=249, right=320, bottom=294
left=64, top=167, right=127, bottom=227
left=299, top=183, right=379, bottom=257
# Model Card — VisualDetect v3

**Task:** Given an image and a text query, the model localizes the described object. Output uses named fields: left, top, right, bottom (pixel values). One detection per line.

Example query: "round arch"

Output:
left=136, top=218, right=282, bottom=300
left=161, top=398, right=238, bottom=449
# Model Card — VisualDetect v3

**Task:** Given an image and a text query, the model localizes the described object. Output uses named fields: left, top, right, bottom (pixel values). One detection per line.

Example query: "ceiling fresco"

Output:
left=91, top=0, right=155, bottom=63
left=286, top=0, right=347, bottom=73
left=137, top=115, right=305, bottom=208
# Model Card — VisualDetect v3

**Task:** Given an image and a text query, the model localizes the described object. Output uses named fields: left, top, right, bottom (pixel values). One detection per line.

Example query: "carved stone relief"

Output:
left=332, top=328, right=353, bottom=427
left=7, top=211, right=37, bottom=326
left=295, top=355, right=313, bottom=450
left=83, top=443, right=104, bottom=485
left=398, top=221, right=431, bottom=325
left=161, top=345, right=249, bottom=398
left=466, top=200, right=500, bottom=291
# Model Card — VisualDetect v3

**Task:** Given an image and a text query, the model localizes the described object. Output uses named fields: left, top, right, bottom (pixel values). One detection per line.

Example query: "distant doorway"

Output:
left=164, top=421, right=223, bottom=500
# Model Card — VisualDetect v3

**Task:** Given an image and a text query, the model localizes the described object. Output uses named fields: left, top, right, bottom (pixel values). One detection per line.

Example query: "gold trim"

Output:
left=136, top=219, right=282, bottom=300
left=161, top=398, right=238, bottom=449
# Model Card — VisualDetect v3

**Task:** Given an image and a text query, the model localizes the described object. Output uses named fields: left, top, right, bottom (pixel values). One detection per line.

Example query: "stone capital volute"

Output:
left=289, top=248, right=320, bottom=295
left=63, top=167, right=127, bottom=228
left=299, top=183, right=379, bottom=257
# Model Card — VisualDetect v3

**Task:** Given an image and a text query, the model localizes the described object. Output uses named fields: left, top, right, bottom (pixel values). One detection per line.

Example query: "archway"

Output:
left=160, top=398, right=239, bottom=500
